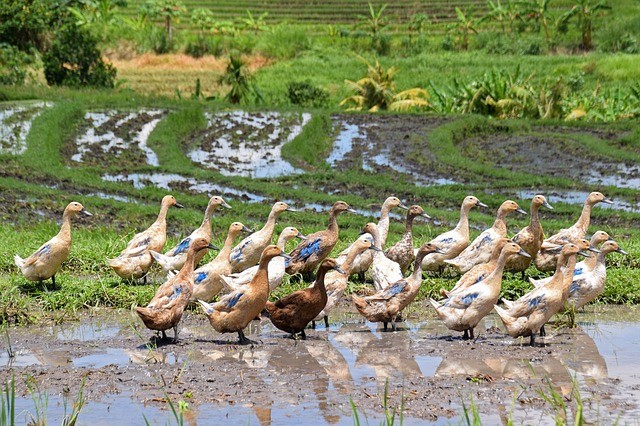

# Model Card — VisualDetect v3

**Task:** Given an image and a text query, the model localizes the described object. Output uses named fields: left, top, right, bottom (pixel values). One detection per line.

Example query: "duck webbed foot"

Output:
left=540, top=325, right=546, bottom=336
left=358, top=272, right=366, bottom=283
left=323, top=315, right=329, bottom=328
left=310, top=321, right=316, bottom=329
left=237, top=330, right=252, bottom=345
left=462, top=330, right=469, bottom=340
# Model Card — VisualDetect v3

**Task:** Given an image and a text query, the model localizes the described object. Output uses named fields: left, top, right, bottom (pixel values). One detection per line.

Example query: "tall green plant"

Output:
left=219, top=53, right=261, bottom=104
left=359, top=2, right=388, bottom=38
left=564, top=0, right=611, bottom=50
left=451, top=7, right=479, bottom=50
left=241, top=10, right=269, bottom=34
left=143, top=0, right=186, bottom=43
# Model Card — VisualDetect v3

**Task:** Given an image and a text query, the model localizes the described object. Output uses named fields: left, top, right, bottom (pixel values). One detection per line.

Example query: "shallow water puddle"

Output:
left=2, top=307, right=639, bottom=424
left=70, top=109, right=166, bottom=166
left=102, top=172, right=268, bottom=203
left=189, top=111, right=310, bottom=178
left=0, top=101, right=50, bottom=155
left=588, top=162, right=640, bottom=190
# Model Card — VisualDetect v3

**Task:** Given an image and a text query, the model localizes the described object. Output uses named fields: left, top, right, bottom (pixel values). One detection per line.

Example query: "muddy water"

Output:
left=0, top=101, right=51, bottom=155
left=1, top=305, right=638, bottom=424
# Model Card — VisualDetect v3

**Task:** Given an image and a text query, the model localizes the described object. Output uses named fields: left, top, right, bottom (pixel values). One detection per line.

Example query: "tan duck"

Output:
left=197, top=245, right=290, bottom=344
left=353, top=243, right=443, bottom=331
left=506, top=194, right=553, bottom=276
left=266, top=258, right=343, bottom=339
left=286, top=201, right=355, bottom=275
left=420, top=196, right=487, bottom=273
left=191, top=222, right=252, bottom=301
left=445, top=200, right=526, bottom=273
left=108, top=195, right=183, bottom=282
left=336, top=196, right=408, bottom=280
left=384, top=205, right=430, bottom=274
left=312, top=235, right=380, bottom=328
left=229, top=201, right=296, bottom=273
left=442, top=238, right=511, bottom=298
left=566, top=240, right=627, bottom=310
left=495, top=243, right=589, bottom=346
left=220, top=227, right=306, bottom=293
left=364, top=222, right=403, bottom=291
left=14, top=201, right=92, bottom=286
left=135, top=238, right=213, bottom=342
left=534, top=191, right=612, bottom=272
left=150, top=196, right=231, bottom=273
left=530, top=231, right=609, bottom=288
left=430, top=242, right=530, bottom=340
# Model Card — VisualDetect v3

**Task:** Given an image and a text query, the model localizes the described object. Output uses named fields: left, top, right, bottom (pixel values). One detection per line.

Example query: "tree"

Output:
left=359, top=2, right=388, bottom=38
left=340, top=58, right=429, bottom=112
left=564, top=0, right=611, bottom=50
left=143, top=0, right=186, bottom=43
left=241, top=10, right=269, bottom=34
left=520, top=0, right=554, bottom=47
left=451, top=7, right=479, bottom=50
left=219, top=53, right=261, bottom=104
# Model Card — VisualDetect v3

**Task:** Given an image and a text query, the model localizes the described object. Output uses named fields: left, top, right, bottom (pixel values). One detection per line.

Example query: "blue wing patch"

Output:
left=474, top=235, right=492, bottom=250
left=473, top=273, right=486, bottom=285
left=460, top=292, right=479, bottom=306
left=231, top=239, right=251, bottom=262
left=195, top=272, right=207, bottom=284
left=226, top=293, right=244, bottom=309
left=285, top=257, right=291, bottom=267
left=169, top=285, right=182, bottom=300
left=381, top=281, right=408, bottom=299
left=569, top=281, right=580, bottom=295
left=36, top=244, right=51, bottom=256
left=135, top=237, right=151, bottom=248
left=174, top=238, right=191, bottom=255
left=527, top=295, right=544, bottom=308
left=573, top=267, right=583, bottom=276
left=297, top=238, right=322, bottom=261
left=439, top=237, right=455, bottom=244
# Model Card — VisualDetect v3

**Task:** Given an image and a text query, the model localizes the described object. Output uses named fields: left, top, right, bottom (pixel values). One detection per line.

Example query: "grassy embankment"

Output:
left=0, top=89, right=638, bottom=325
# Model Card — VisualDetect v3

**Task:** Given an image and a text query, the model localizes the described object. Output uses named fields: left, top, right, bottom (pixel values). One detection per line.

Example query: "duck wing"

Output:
left=24, top=243, right=52, bottom=267
left=508, top=293, right=547, bottom=318
left=444, top=290, right=481, bottom=310
left=230, top=237, right=252, bottom=264
left=213, top=291, right=245, bottom=313
left=364, top=280, right=408, bottom=302
left=289, top=237, right=322, bottom=263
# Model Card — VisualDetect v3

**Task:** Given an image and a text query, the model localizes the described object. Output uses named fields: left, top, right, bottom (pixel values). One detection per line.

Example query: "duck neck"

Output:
left=492, top=208, right=509, bottom=235
left=574, top=201, right=594, bottom=236
left=178, top=247, right=198, bottom=279
left=596, top=251, right=608, bottom=267
left=313, top=265, right=330, bottom=294
left=529, top=202, right=542, bottom=236
left=276, top=234, right=290, bottom=250
left=261, top=208, right=279, bottom=235
left=327, top=209, right=340, bottom=234
left=484, top=250, right=510, bottom=288
left=219, top=230, right=238, bottom=261
left=200, top=203, right=217, bottom=229
left=454, top=203, right=472, bottom=237
left=341, top=245, right=363, bottom=275
left=57, top=209, right=74, bottom=242
left=154, top=202, right=171, bottom=227
left=252, top=255, right=272, bottom=289
left=368, top=226, right=381, bottom=250
left=404, top=213, right=417, bottom=237
left=377, top=204, right=392, bottom=246
left=410, top=253, right=427, bottom=283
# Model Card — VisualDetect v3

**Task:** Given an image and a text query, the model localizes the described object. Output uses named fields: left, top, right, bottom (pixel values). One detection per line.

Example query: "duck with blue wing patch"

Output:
left=354, top=243, right=443, bottom=332
left=431, top=242, right=530, bottom=340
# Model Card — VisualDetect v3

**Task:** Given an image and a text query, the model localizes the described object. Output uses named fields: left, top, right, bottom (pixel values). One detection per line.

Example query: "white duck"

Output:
left=420, top=195, right=487, bottom=273
left=445, top=200, right=526, bottom=273
left=534, top=191, right=612, bottom=272
left=15, top=202, right=92, bottom=286
left=363, top=222, right=403, bottom=291
left=150, top=196, right=231, bottom=273
left=220, top=226, right=306, bottom=293
left=229, top=201, right=296, bottom=273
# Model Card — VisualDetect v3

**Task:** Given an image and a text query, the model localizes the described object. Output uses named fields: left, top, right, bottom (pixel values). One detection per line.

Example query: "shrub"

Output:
left=0, top=44, right=34, bottom=85
left=42, top=25, right=116, bottom=88
left=257, top=25, right=312, bottom=59
left=287, top=81, right=329, bottom=108
left=185, top=34, right=223, bottom=58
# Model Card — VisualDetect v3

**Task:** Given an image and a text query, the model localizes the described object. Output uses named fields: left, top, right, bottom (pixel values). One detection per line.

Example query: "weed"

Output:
left=0, top=376, right=15, bottom=426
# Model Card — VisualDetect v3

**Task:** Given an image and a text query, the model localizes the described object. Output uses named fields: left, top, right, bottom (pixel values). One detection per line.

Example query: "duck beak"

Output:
left=296, top=232, right=307, bottom=240
left=398, top=203, right=409, bottom=210
left=207, top=243, right=219, bottom=251
left=278, top=252, right=292, bottom=260
left=602, top=198, right=614, bottom=204
left=420, top=212, right=432, bottom=219
left=516, top=207, right=527, bottom=215
left=242, top=225, right=253, bottom=234
left=616, top=248, right=628, bottom=255
left=174, top=202, right=184, bottom=209
left=346, top=208, right=357, bottom=214
left=81, top=208, right=93, bottom=217
left=221, top=200, right=232, bottom=209
left=578, top=250, right=591, bottom=257
left=588, top=246, right=601, bottom=254
left=518, top=249, right=532, bottom=258
left=285, top=207, right=297, bottom=212
left=369, top=245, right=383, bottom=252
left=434, top=247, right=446, bottom=254
left=334, top=266, right=346, bottom=275
left=477, top=201, right=488, bottom=208
left=543, top=201, right=554, bottom=210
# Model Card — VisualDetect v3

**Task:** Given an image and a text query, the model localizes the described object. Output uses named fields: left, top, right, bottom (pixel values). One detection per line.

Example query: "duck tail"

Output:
left=429, top=298, right=442, bottom=310
left=13, top=255, right=25, bottom=269
left=443, top=258, right=462, bottom=272
left=135, top=306, right=151, bottom=320
left=196, top=299, right=214, bottom=315
left=220, top=275, right=237, bottom=293
left=351, top=294, right=367, bottom=313
left=529, top=277, right=545, bottom=288
left=501, top=298, right=515, bottom=309
left=150, top=250, right=171, bottom=271
left=494, top=305, right=515, bottom=326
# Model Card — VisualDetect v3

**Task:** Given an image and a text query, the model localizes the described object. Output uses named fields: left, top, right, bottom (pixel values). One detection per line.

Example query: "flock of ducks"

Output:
left=13, top=192, right=628, bottom=347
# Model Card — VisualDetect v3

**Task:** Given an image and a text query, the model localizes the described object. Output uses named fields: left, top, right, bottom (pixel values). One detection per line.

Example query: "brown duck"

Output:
left=267, top=258, right=343, bottom=339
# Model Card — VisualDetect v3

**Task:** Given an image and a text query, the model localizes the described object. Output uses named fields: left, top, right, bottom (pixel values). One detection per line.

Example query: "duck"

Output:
left=430, top=242, right=530, bottom=340
left=506, top=194, right=554, bottom=277
left=286, top=201, right=356, bottom=275
left=150, top=196, right=231, bottom=273
left=311, top=235, right=380, bottom=329
left=445, top=200, right=527, bottom=274
left=14, top=201, right=92, bottom=286
left=494, top=243, right=589, bottom=346
left=220, top=227, right=306, bottom=293
left=420, top=196, right=487, bottom=273
left=229, top=201, right=296, bottom=273
left=197, top=245, right=290, bottom=344
left=266, top=258, right=343, bottom=339
left=529, top=231, right=610, bottom=288
left=384, top=205, right=431, bottom=274
left=442, top=237, right=511, bottom=298
left=336, top=196, right=408, bottom=280
left=566, top=239, right=627, bottom=310
left=534, top=191, right=613, bottom=272
left=135, top=238, right=214, bottom=342
left=364, top=222, right=403, bottom=291
left=191, top=222, right=252, bottom=302
left=108, top=195, right=183, bottom=282
left=352, top=243, right=443, bottom=332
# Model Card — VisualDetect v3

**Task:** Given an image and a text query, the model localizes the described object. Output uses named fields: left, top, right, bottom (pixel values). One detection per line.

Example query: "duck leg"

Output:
left=521, top=271, right=525, bottom=281
left=238, top=330, right=250, bottom=345
left=358, top=272, right=366, bottom=282
left=51, top=275, right=56, bottom=286
left=462, top=330, right=469, bottom=340
left=323, top=315, right=329, bottom=328
left=173, top=325, right=179, bottom=343
left=390, top=320, right=397, bottom=332
left=469, top=328, right=475, bottom=340
left=161, top=330, right=168, bottom=340
left=311, top=321, right=316, bottom=329
left=540, top=325, right=546, bottom=336
left=300, top=329, right=307, bottom=340
left=383, top=322, right=388, bottom=332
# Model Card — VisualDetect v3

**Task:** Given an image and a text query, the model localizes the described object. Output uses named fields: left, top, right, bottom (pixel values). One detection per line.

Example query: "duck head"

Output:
left=587, top=191, right=613, bottom=206
left=261, top=244, right=291, bottom=262
left=499, top=200, right=527, bottom=216
left=281, top=226, right=306, bottom=241
left=502, top=242, right=531, bottom=259
left=590, top=230, right=611, bottom=247
left=191, top=237, right=219, bottom=252
left=331, top=201, right=357, bottom=215
left=408, top=205, right=431, bottom=220
left=273, top=201, right=296, bottom=214
left=229, top=222, right=253, bottom=237
left=576, top=238, right=599, bottom=256
left=162, top=195, right=184, bottom=209
left=65, top=201, right=92, bottom=217
left=353, top=235, right=379, bottom=253
left=532, top=194, right=553, bottom=210
left=209, top=195, right=232, bottom=210
left=600, top=240, right=627, bottom=256
left=417, top=242, right=445, bottom=258
left=463, top=195, right=487, bottom=209
left=493, top=237, right=512, bottom=257
left=318, top=258, right=345, bottom=275
left=383, top=196, right=409, bottom=210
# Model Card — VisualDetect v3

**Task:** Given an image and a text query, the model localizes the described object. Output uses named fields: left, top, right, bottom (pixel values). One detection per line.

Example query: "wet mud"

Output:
left=0, top=101, right=50, bottom=155
left=1, top=305, right=638, bottom=424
